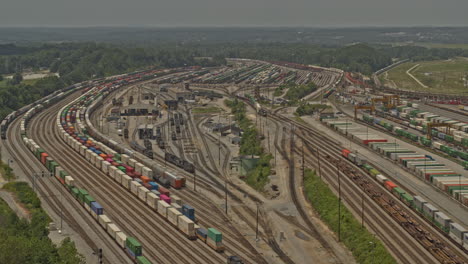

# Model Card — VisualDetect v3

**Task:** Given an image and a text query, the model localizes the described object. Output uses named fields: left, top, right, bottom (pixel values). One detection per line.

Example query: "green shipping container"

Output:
left=36, top=148, right=45, bottom=159
left=59, top=170, right=69, bottom=179
left=401, top=193, right=413, bottom=205
left=393, top=187, right=405, bottom=198
left=71, top=188, right=79, bottom=199
left=447, top=185, right=468, bottom=194
left=49, top=161, right=59, bottom=173
left=78, top=189, right=88, bottom=203
left=84, top=195, right=95, bottom=206
left=207, top=228, right=222, bottom=243
left=126, top=237, right=142, bottom=256
left=136, top=256, right=152, bottom=264
left=362, top=164, right=373, bottom=172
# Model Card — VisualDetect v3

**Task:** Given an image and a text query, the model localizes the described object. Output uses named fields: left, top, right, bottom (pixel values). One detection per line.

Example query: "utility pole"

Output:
left=224, top=176, right=228, bottom=215
left=361, top=185, right=365, bottom=228
left=317, top=147, right=322, bottom=179
left=256, top=203, right=259, bottom=241
left=302, top=140, right=305, bottom=179
left=97, top=248, right=103, bottom=264
left=337, top=162, right=341, bottom=242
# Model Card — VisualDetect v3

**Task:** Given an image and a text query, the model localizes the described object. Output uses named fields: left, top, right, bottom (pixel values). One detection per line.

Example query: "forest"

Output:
left=1, top=41, right=467, bottom=121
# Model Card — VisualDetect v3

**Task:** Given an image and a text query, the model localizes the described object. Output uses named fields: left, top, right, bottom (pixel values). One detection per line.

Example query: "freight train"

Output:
left=0, top=83, right=84, bottom=139
left=342, top=148, right=468, bottom=250
left=164, top=152, right=196, bottom=173
left=55, top=77, right=225, bottom=253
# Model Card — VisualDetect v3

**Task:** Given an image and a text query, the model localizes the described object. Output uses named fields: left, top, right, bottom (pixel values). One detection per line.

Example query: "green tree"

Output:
left=11, top=72, right=23, bottom=85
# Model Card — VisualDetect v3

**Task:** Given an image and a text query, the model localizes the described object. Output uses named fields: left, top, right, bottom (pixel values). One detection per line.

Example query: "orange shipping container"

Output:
left=41, top=153, right=49, bottom=165
left=384, top=181, right=397, bottom=191
left=342, top=149, right=351, bottom=158
left=140, top=176, right=150, bottom=184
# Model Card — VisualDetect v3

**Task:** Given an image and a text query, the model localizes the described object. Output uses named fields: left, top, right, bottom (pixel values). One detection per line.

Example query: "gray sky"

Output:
left=2, top=0, right=468, bottom=27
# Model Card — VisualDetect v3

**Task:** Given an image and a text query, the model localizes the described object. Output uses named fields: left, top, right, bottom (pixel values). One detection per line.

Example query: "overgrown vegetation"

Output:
left=191, top=106, right=223, bottom=113
left=304, top=169, right=396, bottom=264
left=0, top=159, right=15, bottom=181
left=284, top=82, right=317, bottom=102
left=225, top=99, right=272, bottom=190
left=0, top=181, right=84, bottom=263
left=295, top=103, right=330, bottom=116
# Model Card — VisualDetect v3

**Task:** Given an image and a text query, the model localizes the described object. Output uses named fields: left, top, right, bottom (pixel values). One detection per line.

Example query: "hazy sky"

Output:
left=2, top=0, right=468, bottom=27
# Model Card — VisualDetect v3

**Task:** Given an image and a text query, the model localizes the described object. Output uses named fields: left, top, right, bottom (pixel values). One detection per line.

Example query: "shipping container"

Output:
left=157, top=200, right=172, bottom=218
left=434, top=212, right=452, bottom=232
left=98, top=214, right=112, bottom=229
left=107, top=224, right=121, bottom=239
left=178, top=215, right=196, bottom=239
left=116, top=232, right=127, bottom=249
left=125, top=237, right=142, bottom=257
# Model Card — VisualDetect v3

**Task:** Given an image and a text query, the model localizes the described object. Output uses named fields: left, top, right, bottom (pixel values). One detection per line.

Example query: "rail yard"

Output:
left=1, top=58, right=468, bottom=264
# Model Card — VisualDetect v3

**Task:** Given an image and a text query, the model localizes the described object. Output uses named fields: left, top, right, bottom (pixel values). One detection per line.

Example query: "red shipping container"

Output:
left=171, top=178, right=183, bottom=189
left=362, top=139, right=387, bottom=145
left=159, top=187, right=170, bottom=197
left=134, top=172, right=142, bottom=178
left=126, top=167, right=135, bottom=173
left=342, top=149, right=350, bottom=158
left=41, top=153, right=49, bottom=165
left=99, top=154, right=107, bottom=159
left=143, top=182, right=152, bottom=190
left=384, top=181, right=397, bottom=191
left=56, top=176, right=65, bottom=185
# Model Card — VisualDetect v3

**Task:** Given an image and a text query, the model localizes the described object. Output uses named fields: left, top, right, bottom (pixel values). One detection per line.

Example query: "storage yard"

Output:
left=1, top=59, right=468, bottom=264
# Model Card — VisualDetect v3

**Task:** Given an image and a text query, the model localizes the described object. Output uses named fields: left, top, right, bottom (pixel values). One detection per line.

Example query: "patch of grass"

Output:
left=0, top=160, right=15, bottom=181
left=296, top=103, right=330, bottom=116
left=245, top=154, right=272, bottom=191
left=384, top=59, right=468, bottom=94
left=192, top=106, right=223, bottom=113
left=383, top=62, right=419, bottom=89
left=304, top=169, right=396, bottom=264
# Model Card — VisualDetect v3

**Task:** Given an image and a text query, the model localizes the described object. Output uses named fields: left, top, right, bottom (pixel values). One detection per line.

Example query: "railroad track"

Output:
left=269, top=111, right=468, bottom=264
left=84, top=82, right=271, bottom=263
left=3, top=96, right=128, bottom=264
left=29, top=93, right=228, bottom=264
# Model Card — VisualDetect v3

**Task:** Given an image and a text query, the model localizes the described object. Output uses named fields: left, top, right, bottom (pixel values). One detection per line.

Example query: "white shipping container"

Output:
left=80, top=145, right=87, bottom=156
left=146, top=193, right=159, bottom=209
left=178, top=215, right=196, bottom=239
left=142, top=167, right=153, bottom=178
left=107, top=224, right=121, bottom=239
left=131, top=181, right=142, bottom=195
left=128, top=158, right=137, bottom=168
left=85, top=150, right=93, bottom=161
left=95, top=157, right=104, bottom=169
left=64, top=176, right=74, bottom=186
left=171, top=195, right=182, bottom=206
left=121, top=154, right=130, bottom=164
left=116, top=232, right=127, bottom=249
left=157, top=200, right=172, bottom=218
left=84, top=203, right=91, bottom=213
left=135, top=162, right=144, bottom=174
left=101, top=161, right=111, bottom=175
left=121, top=175, right=132, bottom=189
left=138, top=186, right=149, bottom=202
left=167, top=207, right=182, bottom=226
left=109, top=166, right=118, bottom=179
left=115, top=170, right=125, bottom=183
left=376, top=174, right=387, bottom=184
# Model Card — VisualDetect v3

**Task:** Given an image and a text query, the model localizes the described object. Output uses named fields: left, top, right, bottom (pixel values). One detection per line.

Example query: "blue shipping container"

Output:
left=182, top=204, right=195, bottom=221
left=197, top=228, right=207, bottom=241
left=135, top=178, right=143, bottom=184
left=90, top=201, right=104, bottom=215
left=149, top=182, right=158, bottom=190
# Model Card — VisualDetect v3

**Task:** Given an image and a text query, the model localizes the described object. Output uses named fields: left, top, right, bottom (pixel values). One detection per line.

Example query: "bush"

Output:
left=295, top=103, right=329, bottom=116
left=304, top=169, right=396, bottom=264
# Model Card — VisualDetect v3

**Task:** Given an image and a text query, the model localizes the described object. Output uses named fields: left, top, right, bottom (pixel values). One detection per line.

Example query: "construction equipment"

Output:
left=354, top=105, right=375, bottom=119
left=427, top=123, right=452, bottom=140
left=371, top=94, right=401, bottom=109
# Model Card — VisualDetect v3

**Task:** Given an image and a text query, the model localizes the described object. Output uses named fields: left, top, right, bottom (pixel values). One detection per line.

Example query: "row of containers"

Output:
left=373, top=102, right=468, bottom=155
left=18, top=87, right=154, bottom=263
left=325, top=118, right=468, bottom=206
left=58, top=77, right=225, bottom=253
left=342, top=148, right=468, bottom=250
left=362, top=113, right=468, bottom=169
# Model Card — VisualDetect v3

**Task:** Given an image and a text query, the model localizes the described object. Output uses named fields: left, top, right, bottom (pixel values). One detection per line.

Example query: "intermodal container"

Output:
left=384, top=181, right=397, bottom=191
left=91, top=201, right=104, bottom=216
left=160, top=194, right=171, bottom=204
left=182, top=204, right=195, bottom=221
left=208, top=228, right=222, bottom=243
